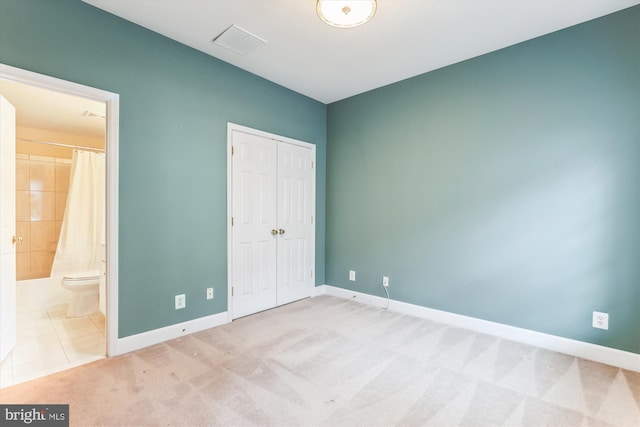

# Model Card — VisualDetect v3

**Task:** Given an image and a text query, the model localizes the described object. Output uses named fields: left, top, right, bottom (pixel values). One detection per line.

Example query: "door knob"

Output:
left=12, top=235, right=23, bottom=244
left=278, top=229, right=285, bottom=235
left=271, top=229, right=278, bottom=236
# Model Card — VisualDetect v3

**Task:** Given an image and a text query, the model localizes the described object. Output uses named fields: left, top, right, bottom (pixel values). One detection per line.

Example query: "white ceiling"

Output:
left=0, top=79, right=106, bottom=139
left=83, top=0, right=639, bottom=104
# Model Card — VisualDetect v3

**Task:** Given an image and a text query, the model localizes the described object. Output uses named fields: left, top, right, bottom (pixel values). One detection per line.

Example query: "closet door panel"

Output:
left=231, top=131, right=277, bottom=318
left=276, top=141, right=313, bottom=305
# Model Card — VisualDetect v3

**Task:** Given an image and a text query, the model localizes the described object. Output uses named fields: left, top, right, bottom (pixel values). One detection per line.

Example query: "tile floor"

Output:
left=0, top=303, right=106, bottom=388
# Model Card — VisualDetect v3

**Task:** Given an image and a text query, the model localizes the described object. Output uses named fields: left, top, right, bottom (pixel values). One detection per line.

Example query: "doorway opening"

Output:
left=0, top=64, right=119, bottom=387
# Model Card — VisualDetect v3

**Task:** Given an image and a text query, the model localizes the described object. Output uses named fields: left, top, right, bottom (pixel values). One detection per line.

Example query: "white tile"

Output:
left=51, top=316, right=100, bottom=341
left=12, top=350, right=69, bottom=381
left=16, top=317, right=57, bottom=339
left=17, top=311, right=53, bottom=325
left=12, top=334, right=65, bottom=364
left=16, top=308, right=49, bottom=322
left=89, top=314, right=106, bottom=335
left=16, top=326, right=58, bottom=344
left=47, top=303, right=69, bottom=315
left=60, top=333, right=106, bottom=363
left=4, top=304, right=106, bottom=387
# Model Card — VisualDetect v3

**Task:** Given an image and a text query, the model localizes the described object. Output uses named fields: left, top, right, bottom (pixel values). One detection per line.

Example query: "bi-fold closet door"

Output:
left=230, top=125, right=315, bottom=319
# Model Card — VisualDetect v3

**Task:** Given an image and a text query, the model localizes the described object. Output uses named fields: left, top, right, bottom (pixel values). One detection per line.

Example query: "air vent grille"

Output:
left=212, top=25, right=267, bottom=56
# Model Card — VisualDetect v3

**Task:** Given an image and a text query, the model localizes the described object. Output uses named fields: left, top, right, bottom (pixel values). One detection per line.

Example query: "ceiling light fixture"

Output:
left=316, top=0, right=377, bottom=29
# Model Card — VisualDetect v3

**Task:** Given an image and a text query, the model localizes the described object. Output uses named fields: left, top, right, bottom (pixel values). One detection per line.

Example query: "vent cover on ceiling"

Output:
left=82, top=110, right=105, bottom=119
left=212, top=25, right=267, bottom=56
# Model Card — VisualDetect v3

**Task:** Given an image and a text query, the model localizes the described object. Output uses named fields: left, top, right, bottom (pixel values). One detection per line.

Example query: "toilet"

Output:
left=61, top=270, right=100, bottom=317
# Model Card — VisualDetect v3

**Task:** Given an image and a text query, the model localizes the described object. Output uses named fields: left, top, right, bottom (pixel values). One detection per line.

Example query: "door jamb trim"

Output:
left=0, top=63, right=120, bottom=356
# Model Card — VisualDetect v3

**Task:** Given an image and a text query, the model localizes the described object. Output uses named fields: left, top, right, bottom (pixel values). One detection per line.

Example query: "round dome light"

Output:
left=316, top=0, right=377, bottom=28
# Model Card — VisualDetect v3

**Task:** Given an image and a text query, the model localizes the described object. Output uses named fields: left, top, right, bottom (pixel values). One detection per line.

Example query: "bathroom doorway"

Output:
left=0, top=64, right=119, bottom=387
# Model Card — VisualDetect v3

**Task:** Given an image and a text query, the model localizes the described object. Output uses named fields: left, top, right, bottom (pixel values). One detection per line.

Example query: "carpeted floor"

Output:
left=1, top=295, right=639, bottom=426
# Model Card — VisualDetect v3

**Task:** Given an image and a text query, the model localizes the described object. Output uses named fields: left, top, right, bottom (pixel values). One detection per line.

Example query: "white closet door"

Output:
left=276, top=141, right=314, bottom=305
left=230, top=124, right=315, bottom=319
left=231, top=131, right=278, bottom=318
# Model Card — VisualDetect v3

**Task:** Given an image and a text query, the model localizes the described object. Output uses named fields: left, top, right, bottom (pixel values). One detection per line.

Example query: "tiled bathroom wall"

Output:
left=16, top=154, right=72, bottom=280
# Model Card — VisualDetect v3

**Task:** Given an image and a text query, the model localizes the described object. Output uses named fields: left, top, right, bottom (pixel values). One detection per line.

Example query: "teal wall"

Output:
left=326, top=6, right=640, bottom=353
left=0, top=0, right=327, bottom=337
left=2, top=0, right=637, bottom=354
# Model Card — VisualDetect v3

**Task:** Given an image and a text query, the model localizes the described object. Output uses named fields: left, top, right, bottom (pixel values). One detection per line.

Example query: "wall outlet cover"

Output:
left=349, top=270, right=356, bottom=281
left=206, top=287, right=214, bottom=300
left=175, top=294, right=186, bottom=310
left=592, top=311, right=608, bottom=330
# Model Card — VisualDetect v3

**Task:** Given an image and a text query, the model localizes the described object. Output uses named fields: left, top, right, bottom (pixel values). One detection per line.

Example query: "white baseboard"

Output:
left=314, top=285, right=640, bottom=372
left=114, top=311, right=230, bottom=355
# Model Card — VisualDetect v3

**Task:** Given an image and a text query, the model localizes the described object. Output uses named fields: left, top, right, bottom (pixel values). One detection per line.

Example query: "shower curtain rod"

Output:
left=17, top=138, right=105, bottom=153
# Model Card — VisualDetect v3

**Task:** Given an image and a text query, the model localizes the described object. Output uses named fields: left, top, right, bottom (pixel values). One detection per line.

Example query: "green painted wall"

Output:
left=2, top=0, right=637, bottom=354
left=0, top=0, right=327, bottom=337
left=326, top=6, right=640, bottom=353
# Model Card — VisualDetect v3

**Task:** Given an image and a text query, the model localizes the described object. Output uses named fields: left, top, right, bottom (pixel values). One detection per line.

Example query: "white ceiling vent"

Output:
left=212, top=25, right=267, bottom=56
left=82, top=110, right=105, bottom=119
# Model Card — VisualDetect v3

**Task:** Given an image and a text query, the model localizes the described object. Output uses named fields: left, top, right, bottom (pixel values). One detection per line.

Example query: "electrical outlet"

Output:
left=206, top=287, right=214, bottom=300
left=349, top=270, right=356, bottom=281
left=382, top=276, right=389, bottom=287
left=175, top=294, right=186, bottom=310
left=592, top=311, right=608, bottom=330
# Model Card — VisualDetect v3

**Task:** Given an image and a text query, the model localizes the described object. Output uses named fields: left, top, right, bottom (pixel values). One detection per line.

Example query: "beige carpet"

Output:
left=1, top=295, right=639, bottom=426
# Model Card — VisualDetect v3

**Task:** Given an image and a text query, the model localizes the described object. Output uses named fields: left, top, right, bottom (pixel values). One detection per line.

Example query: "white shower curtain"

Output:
left=51, top=150, right=105, bottom=277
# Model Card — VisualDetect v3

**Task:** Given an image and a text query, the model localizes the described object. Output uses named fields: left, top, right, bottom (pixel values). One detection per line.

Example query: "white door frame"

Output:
left=0, top=95, right=17, bottom=362
left=227, top=122, right=316, bottom=320
left=0, top=63, right=120, bottom=357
